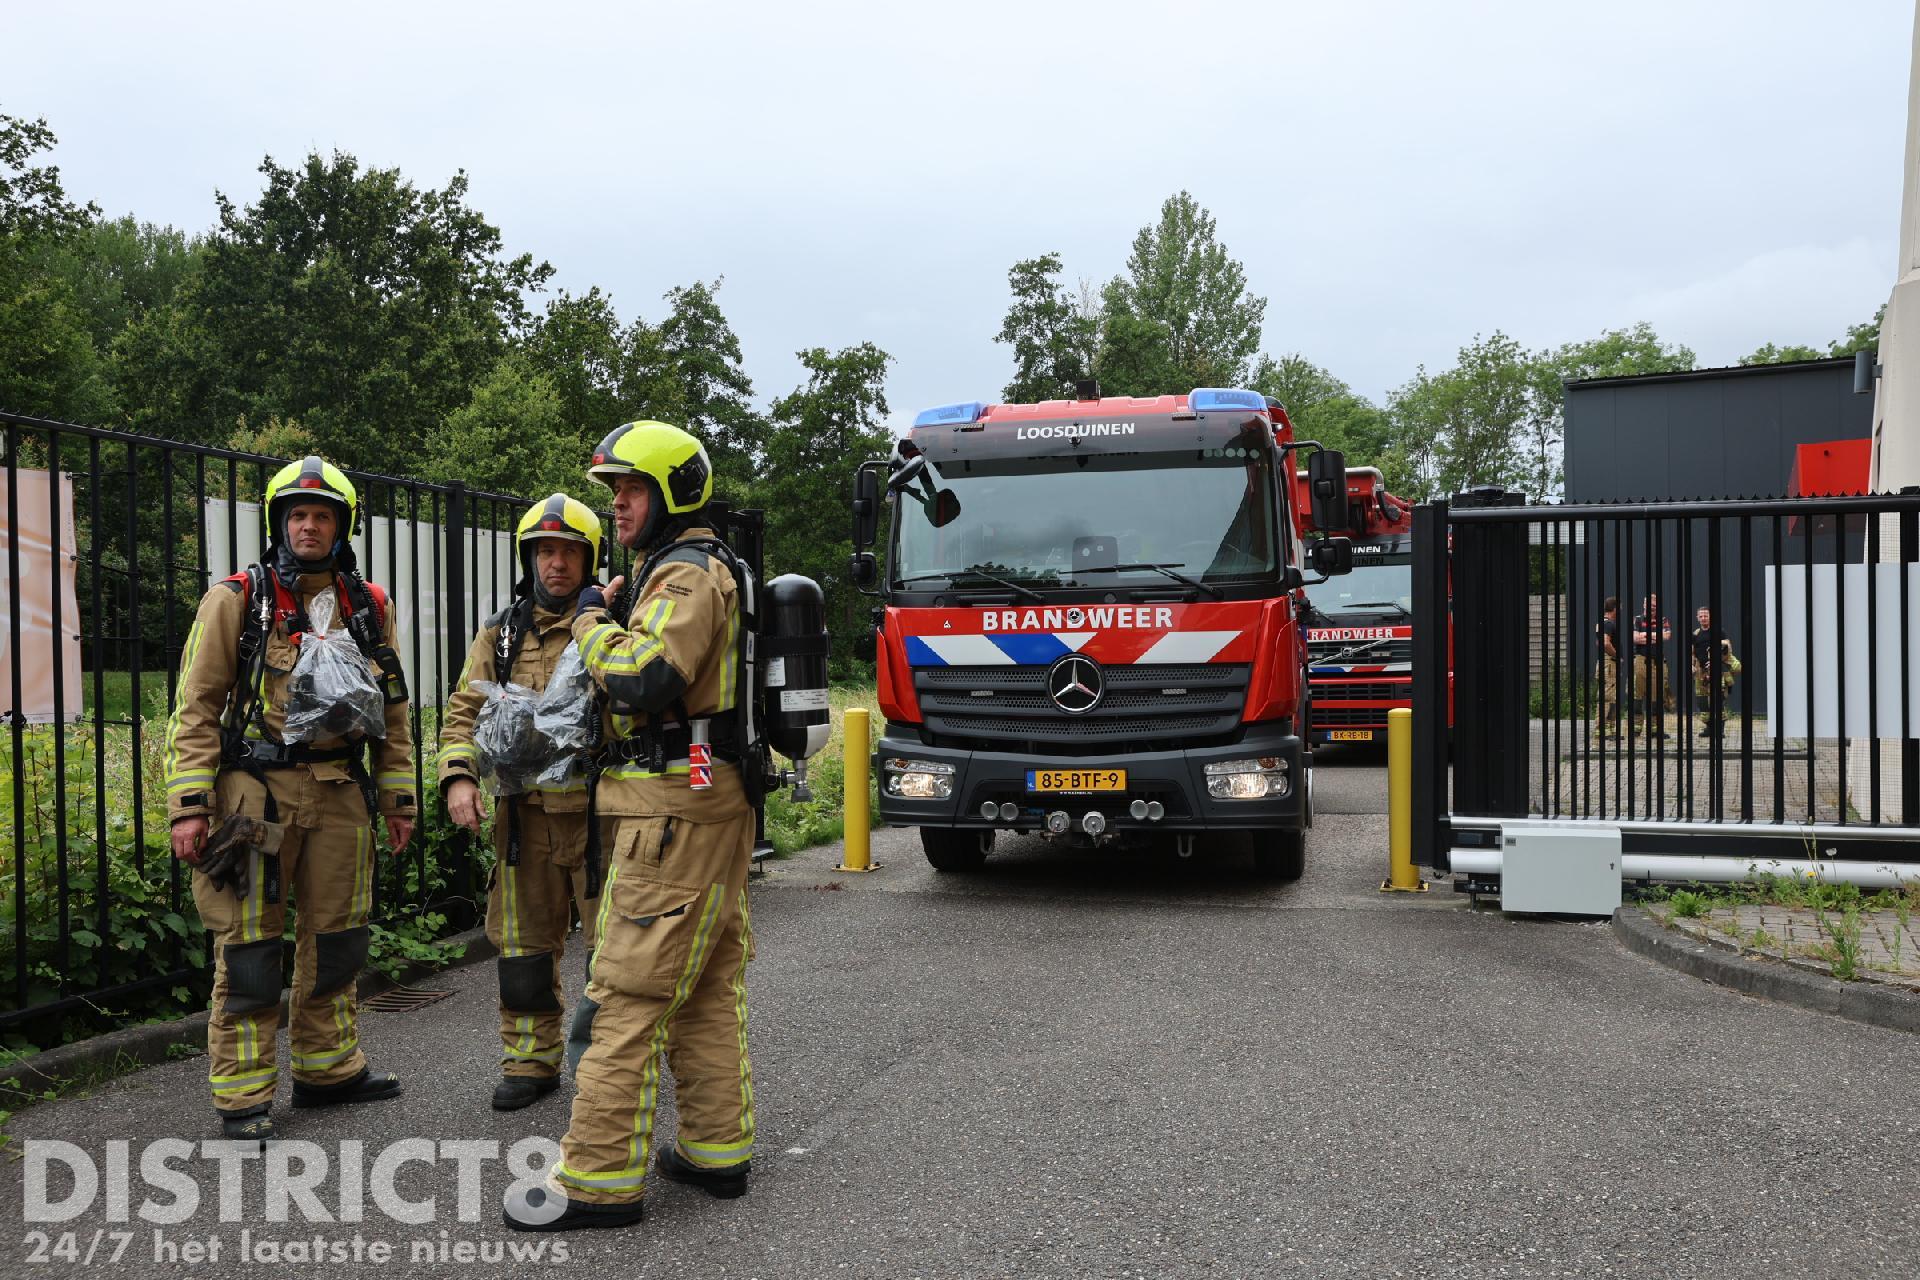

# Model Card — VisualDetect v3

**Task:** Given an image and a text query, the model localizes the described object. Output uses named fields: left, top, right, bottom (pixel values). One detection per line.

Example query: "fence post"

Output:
left=440, top=480, right=475, bottom=926
left=1411, top=499, right=1449, bottom=869
left=443, top=480, right=468, bottom=695
left=1451, top=487, right=1530, bottom=820
left=1903, top=489, right=1918, bottom=828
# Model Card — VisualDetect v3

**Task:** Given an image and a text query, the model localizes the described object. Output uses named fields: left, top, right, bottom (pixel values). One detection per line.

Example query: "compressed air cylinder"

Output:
left=763, top=574, right=831, bottom=760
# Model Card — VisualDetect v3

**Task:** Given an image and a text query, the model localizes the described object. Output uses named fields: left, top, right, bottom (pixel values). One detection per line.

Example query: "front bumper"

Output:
left=873, top=721, right=1307, bottom=833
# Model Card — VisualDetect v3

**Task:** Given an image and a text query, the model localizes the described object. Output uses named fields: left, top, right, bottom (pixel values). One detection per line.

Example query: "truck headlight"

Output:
left=1204, top=756, right=1290, bottom=800
left=884, top=757, right=954, bottom=800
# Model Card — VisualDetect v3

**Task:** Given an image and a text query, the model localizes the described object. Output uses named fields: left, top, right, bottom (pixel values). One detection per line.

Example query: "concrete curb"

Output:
left=1613, top=906, right=1920, bottom=1036
left=5, top=926, right=501, bottom=1094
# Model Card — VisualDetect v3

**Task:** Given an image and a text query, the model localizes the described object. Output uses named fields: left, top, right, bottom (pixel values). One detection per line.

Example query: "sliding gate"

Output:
left=1411, top=488, right=1920, bottom=880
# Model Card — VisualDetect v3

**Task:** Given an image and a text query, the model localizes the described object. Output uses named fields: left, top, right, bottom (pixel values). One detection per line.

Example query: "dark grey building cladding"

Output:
left=1564, top=356, right=1872, bottom=502
left=1558, top=357, right=1875, bottom=703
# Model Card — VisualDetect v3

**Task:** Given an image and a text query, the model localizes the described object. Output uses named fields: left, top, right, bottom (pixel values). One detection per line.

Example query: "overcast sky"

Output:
left=8, top=1, right=1914, bottom=429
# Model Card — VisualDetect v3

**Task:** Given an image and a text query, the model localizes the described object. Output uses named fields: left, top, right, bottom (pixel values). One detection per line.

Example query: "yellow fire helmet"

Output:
left=514, top=492, right=604, bottom=576
left=587, top=420, right=713, bottom=513
left=263, top=454, right=358, bottom=543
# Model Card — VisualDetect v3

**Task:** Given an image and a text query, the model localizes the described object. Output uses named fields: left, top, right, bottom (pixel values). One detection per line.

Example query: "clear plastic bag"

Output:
left=532, top=644, right=597, bottom=787
left=283, top=595, right=388, bottom=743
left=471, top=680, right=551, bottom=796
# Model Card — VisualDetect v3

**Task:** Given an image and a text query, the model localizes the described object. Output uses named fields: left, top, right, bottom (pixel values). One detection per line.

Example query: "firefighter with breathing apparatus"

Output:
left=163, top=456, right=415, bottom=1143
left=440, top=493, right=609, bottom=1111
left=505, top=420, right=830, bottom=1232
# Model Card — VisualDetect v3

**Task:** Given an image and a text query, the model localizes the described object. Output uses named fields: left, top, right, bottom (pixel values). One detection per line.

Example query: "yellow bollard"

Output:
left=1381, top=707, right=1428, bottom=893
left=834, top=706, right=879, bottom=873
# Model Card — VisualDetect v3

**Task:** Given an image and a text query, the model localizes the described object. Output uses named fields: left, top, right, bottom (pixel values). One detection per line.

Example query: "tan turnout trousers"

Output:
left=554, top=807, right=755, bottom=1203
left=194, top=770, right=377, bottom=1111
left=486, top=800, right=603, bottom=1078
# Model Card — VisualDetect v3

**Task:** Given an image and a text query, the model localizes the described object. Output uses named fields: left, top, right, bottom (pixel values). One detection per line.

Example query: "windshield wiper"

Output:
left=1343, top=599, right=1411, bottom=617
left=1074, top=562, right=1222, bottom=600
left=895, top=565, right=1046, bottom=603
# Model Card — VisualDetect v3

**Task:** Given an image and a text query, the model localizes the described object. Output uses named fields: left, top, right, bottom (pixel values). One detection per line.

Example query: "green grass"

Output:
left=763, top=684, right=883, bottom=855
left=81, top=671, right=171, bottom=724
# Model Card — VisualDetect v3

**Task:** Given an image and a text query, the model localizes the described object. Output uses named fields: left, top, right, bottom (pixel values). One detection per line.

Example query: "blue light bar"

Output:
left=913, top=401, right=987, bottom=428
left=1188, top=387, right=1266, bottom=413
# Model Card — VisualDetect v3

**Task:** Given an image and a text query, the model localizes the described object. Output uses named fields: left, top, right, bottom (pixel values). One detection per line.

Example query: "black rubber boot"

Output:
left=218, top=1104, right=274, bottom=1143
left=492, top=1075, right=560, bottom=1111
left=291, top=1068, right=402, bottom=1109
left=657, top=1144, right=749, bottom=1199
left=502, top=1184, right=644, bottom=1233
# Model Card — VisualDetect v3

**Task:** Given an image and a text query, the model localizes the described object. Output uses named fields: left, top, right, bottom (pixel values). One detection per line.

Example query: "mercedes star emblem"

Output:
left=1047, top=654, right=1104, bottom=714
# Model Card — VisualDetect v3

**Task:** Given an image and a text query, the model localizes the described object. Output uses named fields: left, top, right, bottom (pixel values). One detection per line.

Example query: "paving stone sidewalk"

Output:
left=1648, top=900, right=1920, bottom=989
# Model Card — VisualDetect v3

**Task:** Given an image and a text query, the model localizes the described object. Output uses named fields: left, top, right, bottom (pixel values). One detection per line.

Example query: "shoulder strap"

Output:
left=224, top=564, right=276, bottom=733
left=494, top=595, right=537, bottom=685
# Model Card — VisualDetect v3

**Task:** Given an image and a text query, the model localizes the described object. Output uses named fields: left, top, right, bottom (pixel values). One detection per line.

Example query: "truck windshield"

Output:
left=1303, top=557, right=1412, bottom=615
left=893, top=447, right=1279, bottom=588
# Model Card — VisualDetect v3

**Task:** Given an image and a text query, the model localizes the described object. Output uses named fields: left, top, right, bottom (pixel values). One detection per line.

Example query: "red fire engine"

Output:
left=849, top=388, right=1353, bottom=879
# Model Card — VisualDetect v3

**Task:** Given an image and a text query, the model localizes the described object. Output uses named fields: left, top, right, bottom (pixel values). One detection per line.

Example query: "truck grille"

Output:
left=1308, top=637, right=1411, bottom=665
left=1313, top=705, right=1392, bottom=727
left=1311, top=680, right=1410, bottom=703
left=915, top=663, right=1249, bottom=752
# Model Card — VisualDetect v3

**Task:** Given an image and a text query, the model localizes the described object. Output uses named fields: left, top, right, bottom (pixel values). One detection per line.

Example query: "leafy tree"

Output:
left=1524, top=322, right=1696, bottom=498
left=651, top=279, right=765, bottom=502
left=996, top=252, right=1097, bottom=401
left=760, top=343, right=892, bottom=674
left=1096, top=191, right=1267, bottom=394
left=1741, top=341, right=1824, bottom=366
left=0, top=113, right=95, bottom=241
left=1388, top=332, right=1535, bottom=501
left=1250, top=351, right=1396, bottom=483
left=0, top=113, right=113, bottom=420
left=1828, top=305, right=1884, bottom=357
left=422, top=352, right=591, bottom=504
left=516, top=287, right=637, bottom=440
left=38, top=216, right=202, bottom=355
left=1250, top=353, right=1346, bottom=422
left=116, top=151, right=552, bottom=470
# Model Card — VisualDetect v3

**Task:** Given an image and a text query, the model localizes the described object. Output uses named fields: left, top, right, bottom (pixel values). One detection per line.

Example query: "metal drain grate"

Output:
left=362, top=986, right=454, bottom=1013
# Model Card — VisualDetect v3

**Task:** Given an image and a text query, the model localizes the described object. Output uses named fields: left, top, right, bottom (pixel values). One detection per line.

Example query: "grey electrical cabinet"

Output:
left=1498, top=821, right=1622, bottom=916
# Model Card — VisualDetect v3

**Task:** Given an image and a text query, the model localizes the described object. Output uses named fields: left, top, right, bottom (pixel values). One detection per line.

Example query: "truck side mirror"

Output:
left=852, top=466, right=881, bottom=550
left=887, top=455, right=928, bottom=494
left=1307, top=448, right=1349, bottom=533
left=1309, top=537, right=1354, bottom=578
left=848, top=551, right=878, bottom=592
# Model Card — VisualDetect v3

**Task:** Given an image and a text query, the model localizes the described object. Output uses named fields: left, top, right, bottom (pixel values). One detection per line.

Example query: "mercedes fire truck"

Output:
left=849, top=387, right=1353, bottom=878
left=1294, top=468, right=1415, bottom=746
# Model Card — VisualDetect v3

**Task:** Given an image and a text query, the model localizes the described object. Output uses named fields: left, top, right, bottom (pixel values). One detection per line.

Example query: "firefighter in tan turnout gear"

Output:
left=506, top=421, right=756, bottom=1232
left=439, top=494, right=607, bottom=1110
left=164, top=456, right=415, bottom=1142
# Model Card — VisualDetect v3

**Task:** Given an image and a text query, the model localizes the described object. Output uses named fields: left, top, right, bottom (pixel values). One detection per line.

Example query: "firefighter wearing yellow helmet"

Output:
left=506, top=421, right=756, bottom=1232
left=439, top=493, right=612, bottom=1111
left=163, top=455, right=416, bottom=1143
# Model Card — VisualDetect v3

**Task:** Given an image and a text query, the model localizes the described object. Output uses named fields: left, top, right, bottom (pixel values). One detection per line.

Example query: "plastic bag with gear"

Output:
left=470, top=680, right=554, bottom=796
left=531, top=644, right=596, bottom=787
left=283, top=625, right=388, bottom=744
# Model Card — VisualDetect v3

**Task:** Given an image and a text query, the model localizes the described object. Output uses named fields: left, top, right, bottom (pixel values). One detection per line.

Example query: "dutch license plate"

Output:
left=1027, top=768, right=1127, bottom=793
left=1328, top=730, right=1375, bottom=742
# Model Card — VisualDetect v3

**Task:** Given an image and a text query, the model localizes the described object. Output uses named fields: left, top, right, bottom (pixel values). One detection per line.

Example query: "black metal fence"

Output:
left=0, top=410, right=630, bottom=1035
left=1413, top=487, right=1920, bottom=869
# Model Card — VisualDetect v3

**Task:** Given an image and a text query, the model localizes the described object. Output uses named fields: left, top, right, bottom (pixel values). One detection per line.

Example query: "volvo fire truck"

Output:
left=849, top=388, right=1353, bottom=878
left=1294, top=467, right=1415, bottom=746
